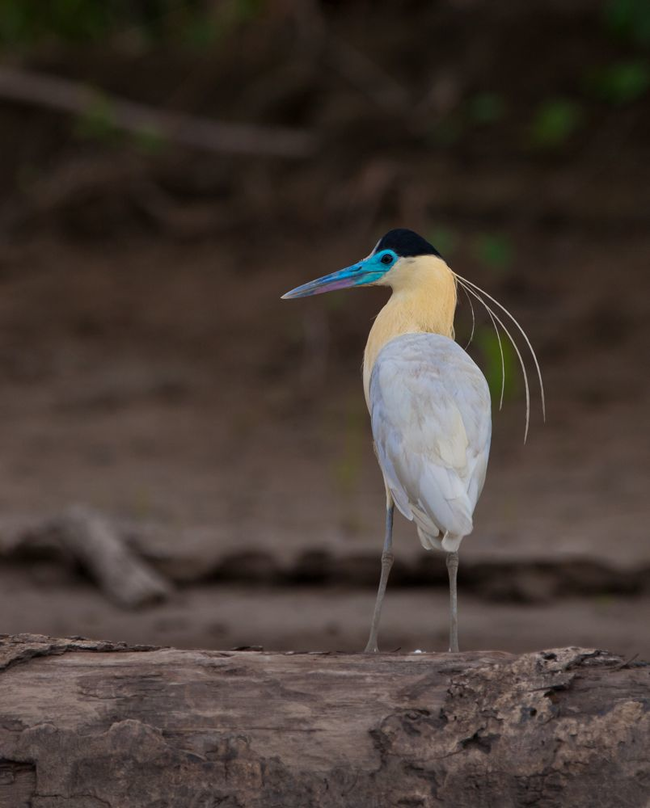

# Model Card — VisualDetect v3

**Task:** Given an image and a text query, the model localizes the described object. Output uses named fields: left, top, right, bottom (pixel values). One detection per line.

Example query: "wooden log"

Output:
left=0, top=634, right=648, bottom=807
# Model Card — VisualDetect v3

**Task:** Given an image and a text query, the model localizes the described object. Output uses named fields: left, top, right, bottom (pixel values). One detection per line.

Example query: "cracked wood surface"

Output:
left=0, top=634, right=648, bottom=807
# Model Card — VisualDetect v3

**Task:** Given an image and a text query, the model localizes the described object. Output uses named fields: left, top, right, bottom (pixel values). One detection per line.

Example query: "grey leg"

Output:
left=446, top=551, right=459, bottom=652
left=364, top=502, right=395, bottom=653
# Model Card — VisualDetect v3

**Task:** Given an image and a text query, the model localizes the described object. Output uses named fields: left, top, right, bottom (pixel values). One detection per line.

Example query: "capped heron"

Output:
left=282, top=228, right=544, bottom=653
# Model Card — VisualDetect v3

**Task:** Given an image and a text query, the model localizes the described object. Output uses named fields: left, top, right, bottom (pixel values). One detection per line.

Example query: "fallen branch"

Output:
left=0, top=67, right=317, bottom=158
left=3, top=505, right=171, bottom=608
left=1, top=507, right=648, bottom=599
left=0, top=636, right=648, bottom=806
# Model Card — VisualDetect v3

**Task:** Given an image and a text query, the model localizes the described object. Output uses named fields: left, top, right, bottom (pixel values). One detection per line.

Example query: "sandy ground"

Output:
left=2, top=569, right=647, bottom=660
left=0, top=222, right=648, bottom=656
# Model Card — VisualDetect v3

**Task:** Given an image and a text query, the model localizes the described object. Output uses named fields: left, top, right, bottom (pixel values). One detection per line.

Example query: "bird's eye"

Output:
left=381, top=253, right=393, bottom=265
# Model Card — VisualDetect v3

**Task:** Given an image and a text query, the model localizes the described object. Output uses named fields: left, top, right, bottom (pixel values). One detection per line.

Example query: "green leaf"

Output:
left=467, top=92, right=506, bottom=125
left=473, top=233, right=515, bottom=274
left=427, top=226, right=459, bottom=258
left=331, top=399, right=365, bottom=497
left=0, top=1, right=32, bottom=44
left=74, top=92, right=118, bottom=142
left=474, top=325, right=518, bottom=403
left=131, top=124, right=167, bottom=155
left=602, top=0, right=650, bottom=47
left=529, top=98, right=583, bottom=150
left=181, top=15, right=220, bottom=51
left=584, top=60, right=650, bottom=104
left=430, top=115, right=464, bottom=146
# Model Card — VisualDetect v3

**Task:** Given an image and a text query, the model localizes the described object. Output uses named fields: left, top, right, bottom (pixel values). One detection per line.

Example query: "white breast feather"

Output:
left=369, top=333, right=492, bottom=551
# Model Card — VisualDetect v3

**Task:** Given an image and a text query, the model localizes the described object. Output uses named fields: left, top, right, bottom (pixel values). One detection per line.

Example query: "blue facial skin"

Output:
left=281, top=249, right=398, bottom=299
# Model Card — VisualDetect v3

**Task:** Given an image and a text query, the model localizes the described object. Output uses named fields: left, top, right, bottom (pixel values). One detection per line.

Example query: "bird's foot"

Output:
left=364, top=643, right=379, bottom=653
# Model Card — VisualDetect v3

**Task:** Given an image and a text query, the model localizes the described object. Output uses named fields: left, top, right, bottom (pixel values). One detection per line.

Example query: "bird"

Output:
left=282, top=228, right=544, bottom=653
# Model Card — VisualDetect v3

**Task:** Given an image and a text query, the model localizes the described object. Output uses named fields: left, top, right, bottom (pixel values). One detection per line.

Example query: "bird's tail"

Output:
left=417, top=527, right=464, bottom=553
left=442, top=533, right=463, bottom=552
left=416, top=526, right=444, bottom=552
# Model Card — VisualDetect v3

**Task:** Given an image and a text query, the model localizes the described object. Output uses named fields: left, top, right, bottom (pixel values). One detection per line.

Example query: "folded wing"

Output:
left=370, top=333, right=492, bottom=550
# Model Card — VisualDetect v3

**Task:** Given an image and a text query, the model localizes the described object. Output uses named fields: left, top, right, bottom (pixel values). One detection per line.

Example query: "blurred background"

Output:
left=0, top=0, right=648, bottom=657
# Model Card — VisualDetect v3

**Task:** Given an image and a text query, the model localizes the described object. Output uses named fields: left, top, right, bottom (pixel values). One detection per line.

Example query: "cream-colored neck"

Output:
left=362, top=255, right=457, bottom=405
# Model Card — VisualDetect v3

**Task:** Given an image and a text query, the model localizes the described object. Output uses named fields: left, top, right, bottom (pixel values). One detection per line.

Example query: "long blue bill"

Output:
left=281, top=260, right=378, bottom=299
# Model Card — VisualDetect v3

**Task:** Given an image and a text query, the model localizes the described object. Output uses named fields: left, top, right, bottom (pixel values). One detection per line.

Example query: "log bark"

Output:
left=0, top=634, right=648, bottom=807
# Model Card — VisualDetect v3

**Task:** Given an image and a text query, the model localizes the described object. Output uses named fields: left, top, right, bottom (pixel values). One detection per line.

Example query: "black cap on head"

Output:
left=374, top=228, right=442, bottom=259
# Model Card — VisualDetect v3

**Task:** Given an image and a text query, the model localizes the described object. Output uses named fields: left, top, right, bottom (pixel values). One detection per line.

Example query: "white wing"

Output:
left=370, top=333, right=491, bottom=550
